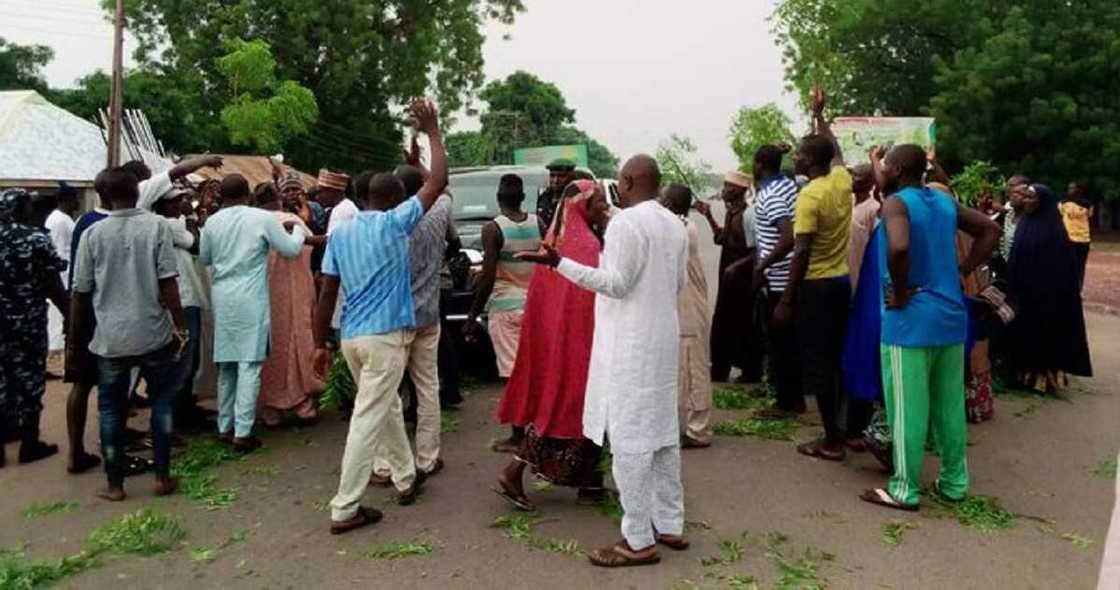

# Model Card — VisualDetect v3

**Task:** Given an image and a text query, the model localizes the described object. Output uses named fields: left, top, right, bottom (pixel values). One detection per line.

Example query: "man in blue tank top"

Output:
left=859, top=144, right=1000, bottom=511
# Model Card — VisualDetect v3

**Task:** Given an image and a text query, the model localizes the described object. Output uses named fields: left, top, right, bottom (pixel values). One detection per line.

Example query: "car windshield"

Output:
left=450, top=170, right=546, bottom=221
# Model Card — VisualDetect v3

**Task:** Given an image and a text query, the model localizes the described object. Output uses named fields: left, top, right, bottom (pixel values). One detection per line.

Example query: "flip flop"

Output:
left=492, top=480, right=535, bottom=512
left=859, top=488, right=919, bottom=512
left=797, top=440, right=845, bottom=462
left=588, top=541, right=661, bottom=568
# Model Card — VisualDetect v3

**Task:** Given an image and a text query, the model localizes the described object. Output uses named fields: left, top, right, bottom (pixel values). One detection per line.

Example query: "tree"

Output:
left=728, top=103, right=796, bottom=172
left=930, top=3, right=1120, bottom=199
left=656, top=134, right=713, bottom=192
left=554, top=127, right=619, bottom=178
left=217, top=39, right=318, bottom=154
left=0, top=37, right=53, bottom=93
left=445, top=130, right=493, bottom=168
left=108, top=0, right=524, bottom=173
left=51, top=69, right=221, bottom=155
left=770, top=0, right=994, bottom=116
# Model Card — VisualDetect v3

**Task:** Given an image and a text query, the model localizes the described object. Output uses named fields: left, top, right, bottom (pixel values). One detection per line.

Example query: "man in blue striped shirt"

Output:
left=313, top=98, right=449, bottom=535
left=751, top=144, right=806, bottom=417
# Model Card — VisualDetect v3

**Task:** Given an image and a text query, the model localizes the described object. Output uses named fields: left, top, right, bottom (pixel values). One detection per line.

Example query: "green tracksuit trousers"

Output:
left=881, top=343, right=969, bottom=506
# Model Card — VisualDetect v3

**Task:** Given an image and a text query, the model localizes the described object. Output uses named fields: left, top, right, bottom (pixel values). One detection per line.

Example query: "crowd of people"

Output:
left=0, top=89, right=1097, bottom=567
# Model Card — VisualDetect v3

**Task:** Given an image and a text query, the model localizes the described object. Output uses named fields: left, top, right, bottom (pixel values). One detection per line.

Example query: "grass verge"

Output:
left=363, top=541, right=434, bottom=559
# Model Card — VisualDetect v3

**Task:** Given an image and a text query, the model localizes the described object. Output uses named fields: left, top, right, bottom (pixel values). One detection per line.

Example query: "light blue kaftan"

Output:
left=199, top=206, right=306, bottom=363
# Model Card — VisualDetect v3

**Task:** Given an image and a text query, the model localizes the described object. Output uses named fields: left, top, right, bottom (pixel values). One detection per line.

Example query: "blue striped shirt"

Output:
left=322, top=196, right=423, bottom=339
left=754, top=175, right=799, bottom=292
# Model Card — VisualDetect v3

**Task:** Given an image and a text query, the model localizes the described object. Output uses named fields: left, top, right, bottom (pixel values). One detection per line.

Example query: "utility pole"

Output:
left=106, top=0, right=125, bottom=167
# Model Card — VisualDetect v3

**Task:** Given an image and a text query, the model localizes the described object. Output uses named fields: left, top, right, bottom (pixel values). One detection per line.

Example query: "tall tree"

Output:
left=656, top=134, right=713, bottom=192
left=930, top=3, right=1120, bottom=199
left=0, top=37, right=53, bottom=93
left=445, top=130, right=493, bottom=168
left=217, top=39, right=318, bottom=154
left=109, top=0, right=524, bottom=172
left=728, top=103, right=796, bottom=173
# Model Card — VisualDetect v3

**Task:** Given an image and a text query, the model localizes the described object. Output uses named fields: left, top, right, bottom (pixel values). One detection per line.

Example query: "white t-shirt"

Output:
left=138, top=171, right=174, bottom=211
left=327, top=198, right=360, bottom=329
left=163, top=216, right=208, bottom=309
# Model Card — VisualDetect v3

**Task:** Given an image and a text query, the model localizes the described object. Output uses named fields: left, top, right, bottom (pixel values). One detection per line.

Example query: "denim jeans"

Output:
left=97, top=343, right=182, bottom=487
left=173, top=307, right=202, bottom=420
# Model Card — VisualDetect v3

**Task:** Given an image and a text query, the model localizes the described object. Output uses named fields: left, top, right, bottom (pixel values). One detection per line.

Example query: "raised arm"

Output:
left=956, top=202, right=1001, bottom=276
left=693, top=200, right=725, bottom=244
left=169, top=155, right=224, bottom=183
left=410, top=98, right=449, bottom=212
left=812, top=86, right=844, bottom=167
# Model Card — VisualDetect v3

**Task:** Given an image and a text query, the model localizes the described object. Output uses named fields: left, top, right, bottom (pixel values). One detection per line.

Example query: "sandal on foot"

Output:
left=96, top=487, right=127, bottom=502
left=656, top=534, right=690, bottom=551
left=67, top=453, right=102, bottom=475
left=587, top=540, right=661, bottom=568
left=154, top=477, right=178, bottom=496
left=492, top=437, right=522, bottom=454
left=330, top=506, right=383, bottom=535
left=796, top=440, right=845, bottom=462
left=859, top=488, right=919, bottom=512
left=845, top=438, right=868, bottom=452
left=493, top=479, right=535, bottom=512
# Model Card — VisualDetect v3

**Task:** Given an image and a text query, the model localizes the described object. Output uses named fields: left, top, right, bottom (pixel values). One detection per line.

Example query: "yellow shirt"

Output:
left=1059, top=202, right=1092, bottom=243
left=794, top=166, right=853, bottom=280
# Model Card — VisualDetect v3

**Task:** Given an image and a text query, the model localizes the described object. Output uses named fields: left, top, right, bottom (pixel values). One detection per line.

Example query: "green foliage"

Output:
left=700, top=539, right=745, bottom=567
left=924, top=492, right=1016, bottom=534
left=108, top=0, right=525, bottom=172
left=763, top=533, right=835, bottom=590
left=712, top=386, right=765, bottom=410
left=0, top=547, right=100, bottom=590
left=727, top=575, right=760, bottom=590
left=363, top=541, right=434, bottom=559
left=86, top=510, right=186, bottom=556
left=217, top=39, right=318, bottom=154
left=0, top=37, right=54, bottom=93
left=950, top=161, right=1006, bottom=207
left=440, top=413, right=461, bottom=433
left=712, top=417, right=797, bottom=441
left=23, top=501, right=79, bottom=520
left=657, top=134, right=714, bottom=192
left=880, top=519, right=918, bottom=547
left=490, top=513, right=541, bottom=540
left=171, top=438, right=243, bottom=510
left=1090, top=457, right=1118, bottom=479
left=450, top=72, right=618, bottom=176
left=1061, top=533, right=1095, bottom=550
left=525, top=536, right=580, bottom=556
left=320, top=352, right=355, bottom=411
left=729, top=104, right=796, bottom=173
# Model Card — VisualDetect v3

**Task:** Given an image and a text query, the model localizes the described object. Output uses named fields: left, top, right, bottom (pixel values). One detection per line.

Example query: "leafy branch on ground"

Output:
left=1060, top=533, right=1095, bottom=550
left=190, top=529, right=251, bottom=564
left=1090, top=457, right=1117, bottom=479
left=23, top=500, right=79, bottom=519
left=762, top=531, right=835, bottom=590
left=319, top=352, right=354, bottom=410
left=713, top=417, right=797, bottom=441
left=880, top=519, right=918, bottom=546
left=1, top=509, right=187, bottom=587
left=700, top=539, right=745, bottom=567
left=441, top=413, right=461, bottom=433
left=171, top=438, right=244, bottom=510
left=489, top=513, right=581, bottom=557
left=923, top=491, right=1016, bottom=534
left=363, top=541, right=434, bottom=559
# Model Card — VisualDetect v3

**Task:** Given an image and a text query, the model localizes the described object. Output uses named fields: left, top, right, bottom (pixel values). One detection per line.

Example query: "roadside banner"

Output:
left=832, top=117, right=936, bottom=159
left=513, top=144, right=589, bottom=167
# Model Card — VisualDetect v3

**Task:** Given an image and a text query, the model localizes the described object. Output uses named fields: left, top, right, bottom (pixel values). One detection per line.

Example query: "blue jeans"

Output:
left=97, top=343, right=181, bottom=487
left=217, top=361, right=263, bottom=438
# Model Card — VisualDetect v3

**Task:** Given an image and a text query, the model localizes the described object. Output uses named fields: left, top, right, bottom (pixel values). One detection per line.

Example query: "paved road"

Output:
left=2, top=205, right=1117, bottom=589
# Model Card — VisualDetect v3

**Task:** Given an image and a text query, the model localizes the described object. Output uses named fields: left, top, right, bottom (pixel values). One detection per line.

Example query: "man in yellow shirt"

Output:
left=1060, top=181, right=1093, bottom=289
left=774, top=87, right=853, bottom=462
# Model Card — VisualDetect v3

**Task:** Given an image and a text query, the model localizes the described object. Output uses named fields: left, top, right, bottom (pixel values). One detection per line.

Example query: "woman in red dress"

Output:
left=493, top=179, right=611, bottom=511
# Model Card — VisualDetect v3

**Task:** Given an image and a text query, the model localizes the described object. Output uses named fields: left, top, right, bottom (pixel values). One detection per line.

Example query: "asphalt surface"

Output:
left=2, top=208, right=1117, bottom=589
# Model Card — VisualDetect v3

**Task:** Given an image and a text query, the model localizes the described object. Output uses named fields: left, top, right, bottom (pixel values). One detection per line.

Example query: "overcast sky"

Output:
left=3, top=0, right=800, bottom=172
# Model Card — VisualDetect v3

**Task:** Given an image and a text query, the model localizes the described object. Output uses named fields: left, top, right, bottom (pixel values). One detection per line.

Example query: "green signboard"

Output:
left=832, top=117, right=936, bottom=161
left=513, top=144, right=589, bottom=167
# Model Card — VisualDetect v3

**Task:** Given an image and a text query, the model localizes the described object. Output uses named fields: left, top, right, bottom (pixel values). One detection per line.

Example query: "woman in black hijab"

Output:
left=1005, top=184, right=1092, bottom=392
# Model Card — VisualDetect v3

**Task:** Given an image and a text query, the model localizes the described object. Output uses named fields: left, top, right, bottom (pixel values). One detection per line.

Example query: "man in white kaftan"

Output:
left=199, top=175, right=305, bottom=448
left=537, top=155, right=689, bottom=565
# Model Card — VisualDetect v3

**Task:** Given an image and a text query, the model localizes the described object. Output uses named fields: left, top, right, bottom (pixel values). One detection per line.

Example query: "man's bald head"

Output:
left=619, top=154, right=661, bottom=208
left=219, top=174, right=251, bottom=205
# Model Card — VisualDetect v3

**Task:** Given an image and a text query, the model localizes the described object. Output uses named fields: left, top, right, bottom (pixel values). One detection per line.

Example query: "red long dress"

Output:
left=495, top=184, right=600, bottom=439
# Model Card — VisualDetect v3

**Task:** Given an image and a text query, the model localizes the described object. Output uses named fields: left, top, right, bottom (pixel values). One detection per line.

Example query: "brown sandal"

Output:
left=859, top=488, right=919, bottom=512
left=493, top=478, right=536, bottom=512
left=588, top=540, right=661, bottom=568
left=797, top=440, right=846, bottom=462
left=656, top=534, right=690, bottom=551
left=330, top=506, right=384, bottom=535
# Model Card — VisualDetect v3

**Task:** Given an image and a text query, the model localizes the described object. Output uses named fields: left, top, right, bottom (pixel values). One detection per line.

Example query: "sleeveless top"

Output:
left=879, top=187, right=967, bottom=347
left=489, top=213, right=541, bottom=312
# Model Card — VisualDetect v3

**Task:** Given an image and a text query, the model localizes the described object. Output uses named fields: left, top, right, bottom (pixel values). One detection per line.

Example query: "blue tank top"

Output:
left=879, top=187, right=967, bottom=347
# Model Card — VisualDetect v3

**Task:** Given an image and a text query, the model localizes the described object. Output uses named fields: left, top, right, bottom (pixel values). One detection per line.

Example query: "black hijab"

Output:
left=1006, top=184, right=1092, bottom=376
